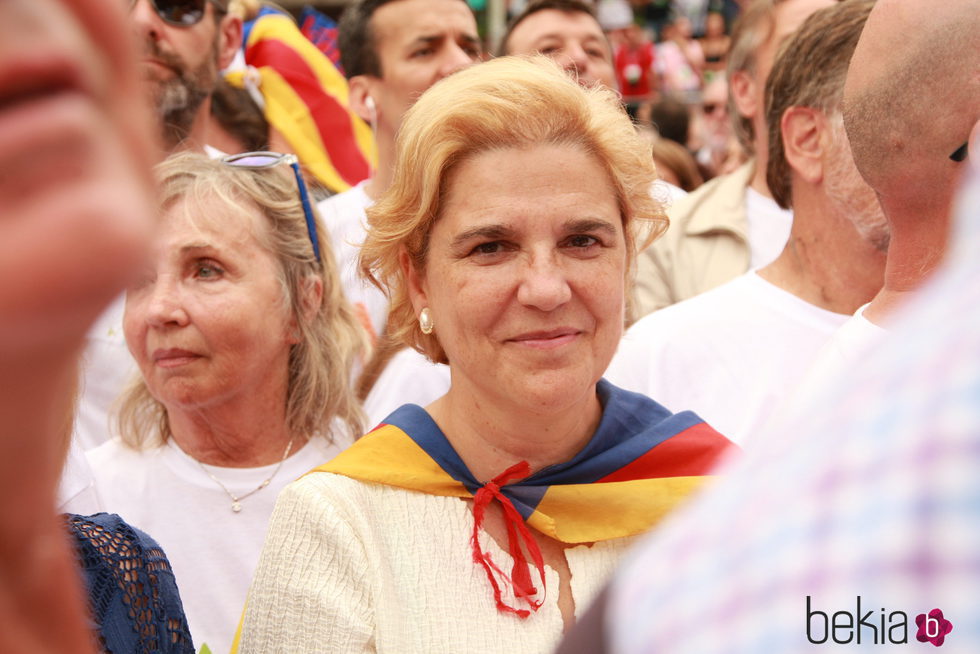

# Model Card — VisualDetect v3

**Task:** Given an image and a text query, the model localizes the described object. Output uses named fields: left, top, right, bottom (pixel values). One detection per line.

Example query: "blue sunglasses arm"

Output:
left=289, top=161, right=322, bottom=262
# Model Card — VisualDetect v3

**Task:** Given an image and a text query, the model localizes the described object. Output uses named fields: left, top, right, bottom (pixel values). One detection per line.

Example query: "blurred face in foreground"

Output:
left=406, top=144, right=627, bottom=413
left=0, top=0, right=156, bottom=340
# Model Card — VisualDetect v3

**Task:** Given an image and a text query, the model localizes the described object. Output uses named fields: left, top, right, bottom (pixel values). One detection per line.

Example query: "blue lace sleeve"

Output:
left=65, top=513, right=195, bottom=654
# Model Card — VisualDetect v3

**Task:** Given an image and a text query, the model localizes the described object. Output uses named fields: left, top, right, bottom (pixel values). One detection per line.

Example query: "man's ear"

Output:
left=730, top=69, right=758, bottom=121
left=781, top=105, right=824, bottom=185
left=348, top=76, right=377, bottom=124
left=400, top=247, right=428, bottom=316
left=288, top=275, right=324, bottom=345
left=217, top=14, right=243, bottom=71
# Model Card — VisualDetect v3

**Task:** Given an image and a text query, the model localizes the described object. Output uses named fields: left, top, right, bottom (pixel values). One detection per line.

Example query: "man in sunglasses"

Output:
left=130, top=0, right=242, bottom=151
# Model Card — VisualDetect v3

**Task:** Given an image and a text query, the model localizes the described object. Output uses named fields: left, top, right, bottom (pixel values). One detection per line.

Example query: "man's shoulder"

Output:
left=664, top=161, right=754, bottom=237
left=628, top=274, right=758, bottom=338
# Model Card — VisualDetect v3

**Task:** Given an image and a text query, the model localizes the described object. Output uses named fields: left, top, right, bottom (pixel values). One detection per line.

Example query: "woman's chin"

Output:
left=492, top=368, right=601, bottom=415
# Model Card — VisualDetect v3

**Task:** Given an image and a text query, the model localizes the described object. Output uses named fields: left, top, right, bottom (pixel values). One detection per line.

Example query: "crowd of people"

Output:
left=2, top=0, right=977, bottom=653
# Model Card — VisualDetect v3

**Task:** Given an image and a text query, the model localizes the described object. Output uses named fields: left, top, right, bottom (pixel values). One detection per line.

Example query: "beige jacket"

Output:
left=633, top=161, right=754, bottom=317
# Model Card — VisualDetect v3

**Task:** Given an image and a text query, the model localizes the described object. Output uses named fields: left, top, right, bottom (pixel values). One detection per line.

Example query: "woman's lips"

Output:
left=152, top=348, right=202, bottom=368
left=508, top=329, right=581, bottom=350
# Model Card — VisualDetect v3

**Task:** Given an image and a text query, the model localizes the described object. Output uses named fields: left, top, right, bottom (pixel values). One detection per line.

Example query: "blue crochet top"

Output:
left=65, top=513, right=195, bottom=654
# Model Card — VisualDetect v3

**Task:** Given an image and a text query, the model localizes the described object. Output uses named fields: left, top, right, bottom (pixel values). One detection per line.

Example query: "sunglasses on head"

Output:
left=221, top=152, right=323, bottom=263
left=129, top=0, right=228, bottom=27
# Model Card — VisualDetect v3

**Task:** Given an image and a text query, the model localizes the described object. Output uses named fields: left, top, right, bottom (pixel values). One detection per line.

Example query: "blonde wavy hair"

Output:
left=117, top=151, right=365, bottom=448
left=359, top=55, right=666, bottom=364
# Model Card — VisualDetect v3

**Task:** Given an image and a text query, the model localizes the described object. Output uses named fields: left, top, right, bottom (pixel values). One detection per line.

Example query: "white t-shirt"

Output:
left=87, top=434, right=347, bottom=654
left=317, top=182, right=388, bottom=339
left=777, top=303, right=887, bottom=421
left=745, top=187, right=793, bottom=269
left=73, top=294, right=136, bottom=450
left=57, top=439, right=103, bottom=515
left=364, top=347, right=451, bottom=427
left=605, top=272, right=849, bottom=445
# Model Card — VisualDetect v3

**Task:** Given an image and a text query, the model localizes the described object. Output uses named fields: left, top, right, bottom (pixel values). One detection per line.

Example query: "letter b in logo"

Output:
left=806, top=596, right=829, bottom=644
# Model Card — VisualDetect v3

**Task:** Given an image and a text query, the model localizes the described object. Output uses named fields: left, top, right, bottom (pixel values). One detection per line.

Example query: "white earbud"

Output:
left=364, top=95, right=378, bottom=134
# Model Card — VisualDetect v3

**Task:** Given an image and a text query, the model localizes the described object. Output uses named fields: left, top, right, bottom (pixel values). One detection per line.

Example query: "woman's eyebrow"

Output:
left=564, top=218, right=617, bottom=236
left=450, top=224, right=515, bottom=249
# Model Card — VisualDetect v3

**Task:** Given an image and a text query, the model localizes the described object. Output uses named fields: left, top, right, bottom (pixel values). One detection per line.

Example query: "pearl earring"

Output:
left=419, top=308, right=434, bottom=335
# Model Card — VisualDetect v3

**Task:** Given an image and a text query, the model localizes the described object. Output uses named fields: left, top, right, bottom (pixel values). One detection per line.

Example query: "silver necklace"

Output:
left=196, top=438, right=296, bottom=513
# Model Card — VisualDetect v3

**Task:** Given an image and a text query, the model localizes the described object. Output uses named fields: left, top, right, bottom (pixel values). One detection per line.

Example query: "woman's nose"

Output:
left=516, top=255, right=572, bottom=312
left=143, top=276, right=189, bottom=328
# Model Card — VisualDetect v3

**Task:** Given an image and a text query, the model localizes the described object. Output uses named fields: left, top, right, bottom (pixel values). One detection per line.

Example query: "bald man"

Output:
left=842, top=0, right=979, bottom=324
left=790, top=0, right=979, bottom=387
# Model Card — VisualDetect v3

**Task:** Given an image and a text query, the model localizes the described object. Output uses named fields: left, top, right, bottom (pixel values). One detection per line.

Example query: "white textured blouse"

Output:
left=240, top=472, right=636, bottom=653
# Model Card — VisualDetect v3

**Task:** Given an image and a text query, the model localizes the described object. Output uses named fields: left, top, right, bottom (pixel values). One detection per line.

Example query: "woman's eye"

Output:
left=472, top=241, right=503, bottom=256
left=566, top=234, right=599, bottom=248
left=195, top=261, right=224, bottom=279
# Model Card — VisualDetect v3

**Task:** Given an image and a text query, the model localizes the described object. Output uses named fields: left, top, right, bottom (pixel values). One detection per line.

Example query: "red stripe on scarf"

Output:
left=470, top=461, right=546, bottom=618
left=597, top=422, right=734, bottom=483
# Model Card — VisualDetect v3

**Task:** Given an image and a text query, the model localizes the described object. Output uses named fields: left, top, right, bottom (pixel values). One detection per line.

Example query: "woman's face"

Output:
left=125, top=197, right=296, bottom=413
left=407, top=144, right=627, bottom=412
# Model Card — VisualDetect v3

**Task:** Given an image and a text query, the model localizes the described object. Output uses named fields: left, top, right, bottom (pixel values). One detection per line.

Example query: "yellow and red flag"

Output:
left=227, top=8, right=375, bottom=193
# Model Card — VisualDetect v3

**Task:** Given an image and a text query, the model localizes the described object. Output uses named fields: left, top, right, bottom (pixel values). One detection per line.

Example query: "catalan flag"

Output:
left=226, top=7, right=375, bottom=194
left=312, top=379, right=736, bottom=615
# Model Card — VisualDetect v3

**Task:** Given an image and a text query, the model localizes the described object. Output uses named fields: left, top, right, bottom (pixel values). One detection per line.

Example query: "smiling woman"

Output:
left=239, top=56, right=736, bottom=654
left=86, top=152, right=365, bottom=654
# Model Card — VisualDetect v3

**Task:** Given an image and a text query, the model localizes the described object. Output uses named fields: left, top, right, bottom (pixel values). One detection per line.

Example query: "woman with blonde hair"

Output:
left=240, top=56, right=734, bottom=653
left=87, top=151, right=364, bottom=654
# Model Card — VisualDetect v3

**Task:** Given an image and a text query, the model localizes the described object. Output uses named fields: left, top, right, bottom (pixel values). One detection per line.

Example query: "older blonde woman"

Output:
left=239, top=57, right=734, bottom=653
left=87, top=151, right=364, bottom=654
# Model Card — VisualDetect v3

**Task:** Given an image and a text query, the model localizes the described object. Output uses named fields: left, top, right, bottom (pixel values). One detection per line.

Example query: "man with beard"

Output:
left=605, top=0, right=887, bottom=447
left=131, top=0, right=242, bottom=151
left=70, top=0, right=242, bottom=457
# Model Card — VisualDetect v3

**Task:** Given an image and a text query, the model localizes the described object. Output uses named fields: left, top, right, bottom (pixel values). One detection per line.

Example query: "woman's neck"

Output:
left=166, top=391, right=297, bottom=468
left=426, top=382, right=602, bottom=483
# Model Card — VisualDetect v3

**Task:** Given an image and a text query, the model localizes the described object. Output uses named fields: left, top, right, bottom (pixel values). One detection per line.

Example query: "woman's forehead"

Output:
left=162, top=194, right=269, bottom=249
